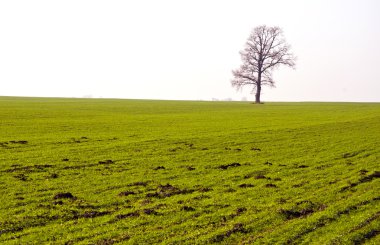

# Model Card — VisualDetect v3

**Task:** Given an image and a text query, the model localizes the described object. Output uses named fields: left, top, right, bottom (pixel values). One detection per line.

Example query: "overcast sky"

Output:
left=1, top=0, right=379, bottom=102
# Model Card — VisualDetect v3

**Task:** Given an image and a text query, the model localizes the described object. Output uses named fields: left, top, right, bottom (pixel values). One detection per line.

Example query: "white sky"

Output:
left=1, top=0, right=379, bottom=102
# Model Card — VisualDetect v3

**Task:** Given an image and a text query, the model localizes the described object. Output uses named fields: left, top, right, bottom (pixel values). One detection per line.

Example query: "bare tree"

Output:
left=231, top=26, right=296, bottom=104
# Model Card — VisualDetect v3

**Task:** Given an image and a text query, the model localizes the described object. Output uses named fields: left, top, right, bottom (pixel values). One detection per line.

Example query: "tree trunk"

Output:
left=255, top=85, right=261, bottom=104
left=255, top=71, right=262, bottom=104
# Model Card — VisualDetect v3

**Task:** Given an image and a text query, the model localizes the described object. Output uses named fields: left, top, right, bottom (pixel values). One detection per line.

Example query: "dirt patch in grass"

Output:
left=243, top=171, right=268, bottom=179
left=340, top=171, right=380, bottom=192
left=280, top=208, right=314, bottom=220
left=236, top=207, right=247, bottom=215
left=359, top=171, right=380, bottom=183
left=359, top=169, right=369, bottom=175
left=128, top=181, right=149, bottom=187
left=276, top=198, right=288, bottom=204
left=98, top=160, right=114, bottom=165
left=14, top=174, right=28, bottom=181
left=211, top=223, right=248, bottom=242
left=349, top=211, right=380, bottom=233
left=230, top=207, right=247, bottom=218
left=193, top=195, right=211, bottom=200
left=0, top=227, right=24, bottom=236
left=254, top=175, right=267, bottom=179
left=169, top=147, right=182, bottom=152
left=6, top=164, right=53, bottom=173
left=196, top=186, right=213, bottom=192
left=292, top=181, right=309, bottom=188
left=342, top=150, right=364, bottom=159
left=182, top=206, right=195, bottom=211
left=265, top=183, right=277, bottom=188
left=116, top=211, right=140, bottom=219
left=224, top=188, right=236, bottom=193
left=118, top=191, right=136, bottom=197
left=146, top=184, right=194, bottom=198
left=355, top=229, right=379, bottom=243
left=238, top=183, right=254, bottom=188
left=287, top=204, right=379, bottom=245
left=335, top=197, right=378, bottom=218
left=9, top=140, right=28, bottom=144
left=218, top=162, right=241, bottom=170
left=82, top=211, right=111, bottom=218
left=279, top=201, right=325, bottom=220
left=50, top=173, right=59, bottom=179
left=146, top=192, right=160, bottom=198
left=54, top=192, right=75, bottom=199
left=143, top=208, right=158, bottom=215
left=340, top=183, right=358, bottom=192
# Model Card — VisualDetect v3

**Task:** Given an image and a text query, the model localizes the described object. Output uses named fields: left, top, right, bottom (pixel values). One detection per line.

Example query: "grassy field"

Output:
left=0, top=96, right=379, bottom=244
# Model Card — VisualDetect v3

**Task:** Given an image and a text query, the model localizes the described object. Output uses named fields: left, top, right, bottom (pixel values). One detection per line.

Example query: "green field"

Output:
left=0, top=96, right=379, bottom=244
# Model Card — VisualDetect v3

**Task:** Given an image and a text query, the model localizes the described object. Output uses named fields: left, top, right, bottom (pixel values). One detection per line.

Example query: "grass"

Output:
left=0, top=96, right=379, bottom=244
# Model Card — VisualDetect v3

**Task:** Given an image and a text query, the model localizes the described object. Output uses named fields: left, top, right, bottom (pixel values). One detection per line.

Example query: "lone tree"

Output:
left=231, top=25, right=296, bottom=103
